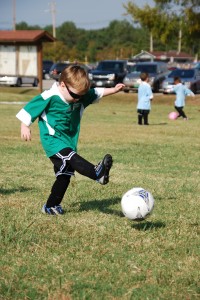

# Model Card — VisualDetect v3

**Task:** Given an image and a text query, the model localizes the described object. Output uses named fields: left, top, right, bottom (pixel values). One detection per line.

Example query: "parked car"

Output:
left=43, top=60, right=54, bottom=79
left=49, top=62, right=71, bottom=81
left=162, top=68, right=200, bottom=94
left=191, top=62, right=200, bottom=70
left=49, top=62, right=89, bottom=81
left=88, top=60, right=130, bottom=87
left=123, top=61, right=169, bottom=93
left=0, top=75, right=39, bottom=87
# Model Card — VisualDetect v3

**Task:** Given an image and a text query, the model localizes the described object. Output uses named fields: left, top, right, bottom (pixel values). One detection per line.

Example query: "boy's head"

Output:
left=174, top=76, right=181, bottom=84
left=140, top=72, right=149, bottom=82
left=59, top=65, right=91, bottom=101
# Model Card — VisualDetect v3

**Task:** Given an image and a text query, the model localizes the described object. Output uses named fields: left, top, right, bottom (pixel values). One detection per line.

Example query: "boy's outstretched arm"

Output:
left=189, top=91, right=195, bottom=97
left=21, top=123, right=31, bottom=141
left=102, top=83, right=125, bottom=97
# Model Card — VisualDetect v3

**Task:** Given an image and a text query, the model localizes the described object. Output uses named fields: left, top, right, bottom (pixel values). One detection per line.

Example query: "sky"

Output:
left=1, top=0, right=154, bottom=31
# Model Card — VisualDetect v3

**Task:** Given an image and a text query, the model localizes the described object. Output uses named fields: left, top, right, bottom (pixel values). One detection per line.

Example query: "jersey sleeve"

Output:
left=16, top=94, right=51, bottom=126
left=81, top=88, right=104, bottom=108
left=147, top=84, right=153, bottom=99
left=149, top=86, right=153, bottom=99
left=184, top=86, right=194, bottom=96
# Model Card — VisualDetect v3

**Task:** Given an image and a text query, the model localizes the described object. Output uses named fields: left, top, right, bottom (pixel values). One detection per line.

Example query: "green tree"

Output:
left=123, top=3, right=165, bottom=51
left=85, top=20, right=148, bottom=61
left=155, top=0, right=200, bottom=56
left=16, top=22, right=41, bottom=30
left=57, top=22, right=79, bottom=48
left=43, top=41, right=69, bottom=62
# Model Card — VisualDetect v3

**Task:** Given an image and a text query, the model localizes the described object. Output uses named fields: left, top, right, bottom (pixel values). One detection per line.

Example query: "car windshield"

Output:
left=43, top=60, right=53, bottom=66
left=97, top=62, right=123, bottom=72
left=50, top=63, right=69, bottom=71
left=168, top=69, right=195, bottom=78
left=131, top=65, right=157, bottom=73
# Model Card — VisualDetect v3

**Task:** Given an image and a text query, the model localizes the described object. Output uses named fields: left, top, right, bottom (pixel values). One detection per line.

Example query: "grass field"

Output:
left=0, top=88, right=199, bottom=300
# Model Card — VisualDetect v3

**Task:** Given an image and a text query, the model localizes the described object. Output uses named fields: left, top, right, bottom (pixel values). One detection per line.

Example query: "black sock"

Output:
left=46, top=175, right=70, bottom=207
left=138, top=114, right=143, bottom=125
left=144, top=114, right=149, bottom=125
left=70, top=153, right=97, bottom=180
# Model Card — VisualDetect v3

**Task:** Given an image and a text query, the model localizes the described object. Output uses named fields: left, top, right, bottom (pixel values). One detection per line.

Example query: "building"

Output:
left=0, top=30, right=55, bottom=92
left=131, top=50, right=194, bottom=65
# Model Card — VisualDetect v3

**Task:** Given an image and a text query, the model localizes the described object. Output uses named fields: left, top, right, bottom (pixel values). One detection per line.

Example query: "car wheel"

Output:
left=153, top=82, right=159, bottom=93
left=16, top=78, right=22, bottom=87
left=123, top=89, right=129, bottom=93
left=191, top=84, right=197, bottom=94
left=33, top=78, right=39, bottom=87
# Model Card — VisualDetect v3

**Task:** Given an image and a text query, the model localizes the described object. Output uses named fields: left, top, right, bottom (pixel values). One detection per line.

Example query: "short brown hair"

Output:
left=59, top=65, right=91, bottom=94
left=174, top=76, right=181, bottom=84
left=140, top=72, right=149, bottom=81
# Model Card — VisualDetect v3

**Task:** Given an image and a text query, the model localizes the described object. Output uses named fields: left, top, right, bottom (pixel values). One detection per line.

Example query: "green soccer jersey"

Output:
left=16, top=82, right=103, bottom=157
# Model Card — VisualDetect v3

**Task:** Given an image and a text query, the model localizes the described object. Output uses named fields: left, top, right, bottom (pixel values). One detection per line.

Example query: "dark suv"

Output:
left=49, top=62, right=90, bottom=81
left=89, top=60, right=129, bottom=87
left=43, top=60, right=54, bottom=79
left=123, top=61, right=169, bottom=92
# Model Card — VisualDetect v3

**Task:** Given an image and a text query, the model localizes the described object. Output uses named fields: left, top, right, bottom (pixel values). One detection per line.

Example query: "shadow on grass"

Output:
left=150, top=122, right=168, bottom=126
left=131, top=220, right=166, bottom=231
left=70, top=198, right=166, bottom=230
left=20, top=89, right=35, bottom=94
left=70, top=197, right=123, bottom=217
left=0, top=186, right=31, bottom=195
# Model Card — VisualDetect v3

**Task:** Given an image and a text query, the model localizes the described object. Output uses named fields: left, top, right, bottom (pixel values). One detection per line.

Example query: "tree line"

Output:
left=16, top=0, right=199, bottom=63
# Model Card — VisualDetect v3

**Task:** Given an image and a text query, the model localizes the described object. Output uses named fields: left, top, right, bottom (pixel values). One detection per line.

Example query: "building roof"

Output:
left=0, top=30, right=55, bottom=44
left=132, top=50, right=194, bottom=62
left=133, top=51, right=155, bottom=59
left=150, top=51, right=193, bottom=59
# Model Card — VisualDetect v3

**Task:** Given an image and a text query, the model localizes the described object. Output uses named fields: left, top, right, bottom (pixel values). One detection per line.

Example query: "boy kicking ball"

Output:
left=16, top=65, right=124, bottom=215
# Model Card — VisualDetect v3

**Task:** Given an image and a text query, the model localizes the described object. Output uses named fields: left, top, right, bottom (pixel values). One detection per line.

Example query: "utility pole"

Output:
left=150, top=31, right=153, bottom=52
left=13, top=0, right=16, bottom=30
left=178, top=20, right=182, bottom=54
left=50, top=1, right=56, bottom=38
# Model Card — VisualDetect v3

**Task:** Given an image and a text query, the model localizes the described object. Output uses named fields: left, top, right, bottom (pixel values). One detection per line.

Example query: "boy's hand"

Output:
left=21, top=123, right=31, bottom=141
left=114, top=83, right=125, bottom=92
left=103, top=83, right=125, bottom=97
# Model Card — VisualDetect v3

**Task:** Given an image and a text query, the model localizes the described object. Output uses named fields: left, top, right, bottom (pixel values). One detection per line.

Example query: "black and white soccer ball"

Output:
left=121, top=187, right=154, bottom=221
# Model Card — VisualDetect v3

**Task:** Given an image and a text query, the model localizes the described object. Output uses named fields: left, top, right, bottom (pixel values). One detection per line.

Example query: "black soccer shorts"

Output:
left=50, top=148, right=76, bottom=177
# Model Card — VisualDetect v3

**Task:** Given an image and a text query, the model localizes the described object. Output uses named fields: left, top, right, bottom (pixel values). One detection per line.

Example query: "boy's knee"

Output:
left=57, top=174, right=71, bottom=184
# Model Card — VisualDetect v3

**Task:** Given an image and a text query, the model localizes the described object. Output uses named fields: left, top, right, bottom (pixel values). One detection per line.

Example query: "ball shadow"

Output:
left=69, top=198, right=165, bottom=231
left=131, top=220, right=166, bottom=231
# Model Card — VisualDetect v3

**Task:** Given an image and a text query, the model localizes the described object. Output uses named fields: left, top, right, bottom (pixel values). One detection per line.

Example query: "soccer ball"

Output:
left=121, top=187, right=154, bottom=221
left=168, top=111, right=179, bottom=120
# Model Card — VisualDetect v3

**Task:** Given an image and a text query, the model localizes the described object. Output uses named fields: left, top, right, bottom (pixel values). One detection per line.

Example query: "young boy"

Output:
left=16, top=65, right=125, bottom=215
left=173, top=76, right=195, bottom=120
left=137, top=72, right=153, bottom=125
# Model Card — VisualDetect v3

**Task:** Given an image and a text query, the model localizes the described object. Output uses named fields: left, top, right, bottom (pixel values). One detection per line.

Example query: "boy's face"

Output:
left=60, top=82, right=86, bottom=103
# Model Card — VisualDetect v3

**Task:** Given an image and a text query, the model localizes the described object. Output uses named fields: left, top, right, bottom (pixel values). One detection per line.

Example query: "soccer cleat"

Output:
left=95, top=154, right=113, bottom=185
left=41, top=204, right=64, bottom=215
left=55, top=204, right=64, bottom=214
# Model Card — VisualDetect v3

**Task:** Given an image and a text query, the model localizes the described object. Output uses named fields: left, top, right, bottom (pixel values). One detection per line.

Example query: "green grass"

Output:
left=0, top=89, right=200, bottom=300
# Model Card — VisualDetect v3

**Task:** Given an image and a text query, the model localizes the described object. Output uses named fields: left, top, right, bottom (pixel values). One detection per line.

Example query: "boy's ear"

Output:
left=60, top=81, right=66, bottom=88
